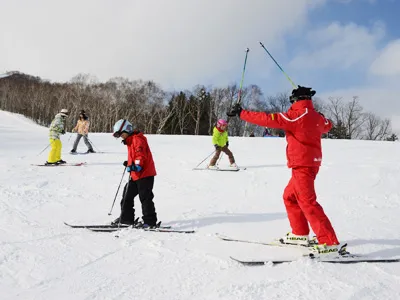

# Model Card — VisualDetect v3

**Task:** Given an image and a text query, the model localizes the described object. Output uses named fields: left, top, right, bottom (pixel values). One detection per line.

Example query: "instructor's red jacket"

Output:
left=240, top=100, right=332, bottom=168
left=125, top=132, right=157, bottom=181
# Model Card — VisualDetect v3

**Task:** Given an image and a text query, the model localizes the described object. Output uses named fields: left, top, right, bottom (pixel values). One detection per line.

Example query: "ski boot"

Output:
left=111, top=217, right=138, bottom=226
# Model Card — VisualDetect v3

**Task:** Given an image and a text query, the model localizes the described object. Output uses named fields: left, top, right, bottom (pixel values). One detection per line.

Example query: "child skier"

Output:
left=208, top=119, right=237, bottom=169
left=70, top=110, right=95, bottom=154
left=45, top=108, right=69, bottom=165
left=227, top=86, right=341, bottom=256
left=111, top=119, right=158, bottom=227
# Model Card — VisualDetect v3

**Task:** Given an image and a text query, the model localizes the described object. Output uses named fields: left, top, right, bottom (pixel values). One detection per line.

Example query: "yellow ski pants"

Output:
left=47, top=139, right=62, bottom=163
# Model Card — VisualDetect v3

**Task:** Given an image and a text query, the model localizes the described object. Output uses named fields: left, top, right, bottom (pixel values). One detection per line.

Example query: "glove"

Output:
left=123, top=161, right=128, bottom=167
left=127, top=164, right=142, bottom=172
left=72, top=129, right=76, bottom=133
left=226, top=103, right=242, bottom=117
left=226, top=141, right=229, bottom=147
left=61, top=130, right=65, bottom=135
left=214, top=144, right=221, bottom=150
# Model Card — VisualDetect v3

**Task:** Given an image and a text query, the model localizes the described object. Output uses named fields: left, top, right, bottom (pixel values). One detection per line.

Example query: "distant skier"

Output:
left=111, top=119, right=158, bottom=227
left=208, top=119, right=237, bottom=169
left=70, top=110, right=95, bottom=154
left=46, top=109, right=69, bottom=165
left=227, top=86, right=340, bottom=256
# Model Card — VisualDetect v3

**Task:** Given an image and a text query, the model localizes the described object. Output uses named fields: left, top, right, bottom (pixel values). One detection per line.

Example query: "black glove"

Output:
left=61, top=130, right=65, bottom=135
left=214, top=144, right=221, bottom=150
left=123, top=161, right=128, bottom=167
left=226, top=103, right=243, bottom=117
left=226, top=141, right=229, bottom=147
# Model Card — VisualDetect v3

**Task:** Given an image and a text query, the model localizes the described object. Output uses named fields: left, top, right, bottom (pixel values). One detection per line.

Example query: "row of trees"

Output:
left=0, top=71, right=396, bottom=141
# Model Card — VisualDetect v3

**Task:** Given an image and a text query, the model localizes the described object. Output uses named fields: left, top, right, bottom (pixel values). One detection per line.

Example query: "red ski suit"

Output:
left=240, top=100, right=339, bottom=245
left=125, top=132, right=157, bottom=181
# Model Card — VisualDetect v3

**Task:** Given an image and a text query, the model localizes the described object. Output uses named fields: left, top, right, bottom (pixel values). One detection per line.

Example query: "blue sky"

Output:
left=1, top=0, right=400, bottom=129
left=247, top=0, right=399, bottom=94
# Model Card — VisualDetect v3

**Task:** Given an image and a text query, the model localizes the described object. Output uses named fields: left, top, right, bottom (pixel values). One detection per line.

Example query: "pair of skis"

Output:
left=64, top=222, right=195, bottom=234
left=32, top=162, right=87, bottom=167
left=217, top=234, right=400, bottom=265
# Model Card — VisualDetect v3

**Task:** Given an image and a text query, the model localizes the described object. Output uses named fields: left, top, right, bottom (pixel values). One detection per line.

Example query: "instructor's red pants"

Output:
left=283, top=167, right=339, bottom=245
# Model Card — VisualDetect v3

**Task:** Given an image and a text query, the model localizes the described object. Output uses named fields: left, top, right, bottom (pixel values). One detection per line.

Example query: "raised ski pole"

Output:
left=236, top=47, right=250, bottom=105
left=108, top=166, right=127, bottom=216
left=259, top=41, right=297, bottom=89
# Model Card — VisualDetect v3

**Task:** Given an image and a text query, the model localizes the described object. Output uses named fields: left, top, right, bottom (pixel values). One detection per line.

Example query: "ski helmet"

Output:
left=60, top=108, right=69, bottom=117
left=290, top=86, right=316, bottom=103
left=217, top=119, right=228, bottom=128
left=113, top=119, right=133, bottom=137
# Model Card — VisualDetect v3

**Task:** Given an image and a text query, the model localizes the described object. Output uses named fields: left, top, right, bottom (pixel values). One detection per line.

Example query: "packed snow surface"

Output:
left=1, top=110, right=400, bottom=300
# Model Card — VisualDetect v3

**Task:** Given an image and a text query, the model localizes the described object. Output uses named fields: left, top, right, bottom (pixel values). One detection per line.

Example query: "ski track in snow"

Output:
left=1, top=110, right=400, bottom=300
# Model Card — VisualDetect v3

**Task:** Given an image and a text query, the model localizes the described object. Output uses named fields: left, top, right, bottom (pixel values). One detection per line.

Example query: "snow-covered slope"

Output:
left=1, top=110, right=400, bottom=300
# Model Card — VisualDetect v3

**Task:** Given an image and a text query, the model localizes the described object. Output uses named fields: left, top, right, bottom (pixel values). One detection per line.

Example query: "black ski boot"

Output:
left=111, top=217, right=138, bottom=226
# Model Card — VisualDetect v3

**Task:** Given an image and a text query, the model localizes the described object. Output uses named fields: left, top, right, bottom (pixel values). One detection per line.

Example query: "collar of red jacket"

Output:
left=123, top=131, right=141, bottom=145
left=290, top=99, right=314, bottom=111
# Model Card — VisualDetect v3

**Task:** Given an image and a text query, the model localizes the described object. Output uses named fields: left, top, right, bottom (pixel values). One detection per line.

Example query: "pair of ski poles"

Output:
left=231, top=41, right=297, bottom=110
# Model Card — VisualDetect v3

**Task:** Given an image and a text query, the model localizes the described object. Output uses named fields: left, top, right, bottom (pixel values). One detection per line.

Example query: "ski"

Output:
left=64, top=222, right=131, bottom=229
left=192, top=167, right=243, bottom=172
left=230, top=256, right=400, bottom=265
left=33, top=162, right=87, bottom=167
left=64, top=219, right=171, bottom=229
left=216, top=234, right=314, bottom=250
left=70, top=152, right=104, bottom=155
left=88, top=227, right=195, bottom=234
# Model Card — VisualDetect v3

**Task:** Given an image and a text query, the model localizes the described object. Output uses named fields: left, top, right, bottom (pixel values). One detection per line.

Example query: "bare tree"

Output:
left=343, top=96, right=365, bottom=139
left=267, top=92, right=290, bottom=112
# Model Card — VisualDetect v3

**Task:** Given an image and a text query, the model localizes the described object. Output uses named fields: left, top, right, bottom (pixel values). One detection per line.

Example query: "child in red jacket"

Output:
left=227, top=86, right=340, bottom=256
left=111, top=119, right=158, bottom=227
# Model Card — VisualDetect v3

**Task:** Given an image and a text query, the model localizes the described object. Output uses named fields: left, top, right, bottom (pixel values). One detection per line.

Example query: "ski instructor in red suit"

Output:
left=227, top=86, right=340, bottom=252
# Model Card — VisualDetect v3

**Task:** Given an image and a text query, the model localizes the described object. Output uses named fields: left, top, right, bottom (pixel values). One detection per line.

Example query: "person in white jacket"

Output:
left=46, top=108, right=69, bottom=165
left=70, top=110, right=94, bottom=154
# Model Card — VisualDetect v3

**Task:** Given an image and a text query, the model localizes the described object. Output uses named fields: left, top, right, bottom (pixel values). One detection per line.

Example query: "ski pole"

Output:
left=227, top=48, right=249, bottom=123
left=193, top=150, right=216, bottom=169
left=237, top=48, right=250, bottom=105
left=114, top=167, right=130, bottom=238
left=216, top=151, right=223, bottom=167
left=68, top=133, right=73, bottom=143
left=108, top=166, right=127, bottom=216
left=259, top=41, right=297, bottom=89
left=37, top=143, right=50, bottom=156
left=87, top=137, right=101, bottom=153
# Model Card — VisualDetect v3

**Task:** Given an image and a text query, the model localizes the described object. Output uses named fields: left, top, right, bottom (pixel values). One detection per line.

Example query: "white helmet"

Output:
left=113, top=119, right=133, bottom=137
left=60, top=108, right=69, bottom=117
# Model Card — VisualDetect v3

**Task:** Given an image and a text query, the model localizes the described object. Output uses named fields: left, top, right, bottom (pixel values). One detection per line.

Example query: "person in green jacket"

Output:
left=45, top=108, right=69, bottom=165
left=208, top=119, right=237, bottom=168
